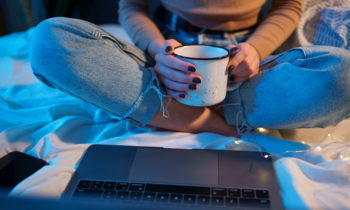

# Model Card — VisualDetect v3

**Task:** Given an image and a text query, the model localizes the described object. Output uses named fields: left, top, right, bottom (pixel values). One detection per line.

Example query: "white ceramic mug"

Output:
left=173, top=45, right=230, bottom=106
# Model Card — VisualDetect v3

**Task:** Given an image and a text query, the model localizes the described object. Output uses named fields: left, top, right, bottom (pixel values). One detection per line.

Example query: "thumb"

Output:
left=162, top=39, right=183, bottom=55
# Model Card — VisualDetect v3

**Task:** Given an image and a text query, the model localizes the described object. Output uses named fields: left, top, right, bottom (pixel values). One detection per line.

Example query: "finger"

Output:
left=225, top=44, right=241, bottom=58
left=226, top=47, right=247, bottom=75
left=158, top=64, right=202, bottom=84
left=233, top=59, right=259, bottom=77
left=229, top=53, right=255, bottom=76
left=156, top=53, right=197, bottom=73
left=230, top=74, right=255, bottom=83
left=229, top=62, right=259, bottom=82
left=162, top=39, right=182, bottom=55
left=165, top=87, right=187, bottom=99
left=158, top=75, right=198, bottom=91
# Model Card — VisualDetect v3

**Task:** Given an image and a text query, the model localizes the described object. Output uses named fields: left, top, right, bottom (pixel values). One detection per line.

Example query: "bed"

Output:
left=1, top=5, right=350, bottom=209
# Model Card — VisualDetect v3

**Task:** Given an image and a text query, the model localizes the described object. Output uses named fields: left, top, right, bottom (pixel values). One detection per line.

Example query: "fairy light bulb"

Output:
left=328, top=134, right=331, bottom=137
left=302, top=141, right=305, bottom=144
left=316, top=146, right=321, bottom=151
left=258, top=128, right=265, bottom=132
left=264, top=155, right=269, bottom=158
left=340, top=155, right=344, bottom=159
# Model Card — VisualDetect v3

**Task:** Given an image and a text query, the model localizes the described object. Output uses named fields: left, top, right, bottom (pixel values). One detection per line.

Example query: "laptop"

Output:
left=62, top=145, right=284, bottom=209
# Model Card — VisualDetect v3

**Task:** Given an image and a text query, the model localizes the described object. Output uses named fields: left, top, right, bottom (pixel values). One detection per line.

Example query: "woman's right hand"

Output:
left=153, top=39, right=202, bottom=99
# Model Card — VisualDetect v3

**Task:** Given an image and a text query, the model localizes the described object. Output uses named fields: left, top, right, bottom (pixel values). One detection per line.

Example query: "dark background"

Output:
left=0, top=0, right=121, bottom=37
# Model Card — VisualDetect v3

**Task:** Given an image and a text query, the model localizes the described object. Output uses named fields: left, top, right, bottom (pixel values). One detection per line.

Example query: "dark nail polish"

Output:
left=193, top=78, right=201, bottom=83
left=179, top=93, right=185, bottom=98
left=188, top=66, right=196, bottom=72
left=231, top=47, right=239, bottom=53
left=229, top=76, right=234, bottom=81
left=189, top=84, right=197, bottom=90
left=228, top=65, right=234, bottom=74
left=165, top=46, right=172, bottom=53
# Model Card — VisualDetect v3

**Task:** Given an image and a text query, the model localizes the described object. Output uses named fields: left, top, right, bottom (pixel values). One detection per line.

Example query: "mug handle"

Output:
left=226, top=80, right=242, bottom=91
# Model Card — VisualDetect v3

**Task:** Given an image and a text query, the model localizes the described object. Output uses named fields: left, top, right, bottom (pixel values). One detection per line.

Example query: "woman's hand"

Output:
left=153, top=39, right=202, bottom=99
left=225, top=43, right=260, bottom=83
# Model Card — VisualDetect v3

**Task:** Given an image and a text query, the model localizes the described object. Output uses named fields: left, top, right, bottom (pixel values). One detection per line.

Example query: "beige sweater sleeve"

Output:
left=118, top=0, right=164, bottom=51
left=246, top=0, right=302, bottom=59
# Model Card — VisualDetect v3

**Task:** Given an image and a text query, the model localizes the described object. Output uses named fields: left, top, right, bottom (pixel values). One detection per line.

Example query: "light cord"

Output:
left=231, top=128, right=350, bottom=181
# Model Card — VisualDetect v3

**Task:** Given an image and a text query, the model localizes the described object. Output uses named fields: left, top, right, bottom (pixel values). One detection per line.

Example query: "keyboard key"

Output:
left=73, top=189, right=103, bottom=199
left=77, top=180, right=91, bottom=189
left=116, top=182, right=129, bottom=190
left=225, top=197, right=238, bottom=207
left=240, top=198, right=270, bottom=209
left=170, top=194, right=183, bottom=203
left=129, top=192, right=142, bottom=201
left=212, top=187, right=227, bottom=196
left=156, top=193, right=169, bottom=203
left=103, top=182, right=116, bottom=190
left=102, top=190, right=116, bottom=199
left=115, top=191, right=129, bottom=200
left=242, top=189, right=255, bottom=198
left=90, top=181, right=104, bottom=189
left=211, top=196, right=224, bottom=206
left=256, top=190, right=269, bottom=198
left=143, top=193, right=156, bottom=202
left=145, top=184, right=210, bottom=195
left=197, top=196, right=210, bottom=205
left=129, top=183, right=145, bottom=191
left=228, top=188, right=241, bottom=197
left=183, top=195, right=196, bottom=204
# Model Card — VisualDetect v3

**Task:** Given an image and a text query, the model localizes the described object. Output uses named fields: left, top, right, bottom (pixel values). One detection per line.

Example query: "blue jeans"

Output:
left=29, top=18, right=350, bottom=130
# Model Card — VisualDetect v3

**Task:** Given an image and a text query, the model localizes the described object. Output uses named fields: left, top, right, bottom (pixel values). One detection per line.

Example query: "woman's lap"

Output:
left=30, top=17, right=350, bottom=129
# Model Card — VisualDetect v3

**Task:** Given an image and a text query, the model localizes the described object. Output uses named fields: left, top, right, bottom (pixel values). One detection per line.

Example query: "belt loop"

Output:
left=170, top=13, right=178, bottom=32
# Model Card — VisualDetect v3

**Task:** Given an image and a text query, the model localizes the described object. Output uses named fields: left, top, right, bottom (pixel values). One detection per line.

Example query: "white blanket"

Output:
left=0, top=25, right=350, bottom=210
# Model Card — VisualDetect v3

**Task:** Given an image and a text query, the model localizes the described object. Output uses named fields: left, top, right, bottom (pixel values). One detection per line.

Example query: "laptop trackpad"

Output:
left=127, top=148, right=218, bottom=186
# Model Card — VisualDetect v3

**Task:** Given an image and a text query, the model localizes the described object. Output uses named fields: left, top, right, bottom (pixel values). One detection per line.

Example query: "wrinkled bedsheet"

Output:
left=0, top=25, right=350, bottom=210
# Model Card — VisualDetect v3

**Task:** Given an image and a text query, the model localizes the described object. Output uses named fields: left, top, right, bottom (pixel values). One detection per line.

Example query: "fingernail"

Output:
left=193, top=78, right=201, bottom=83
left=231, top=47, right=239, bottom=53
left=188, top=66, right=196, bottom=72
left=179, top=93, right=185, bottom=98
left=229, top=76, right=234, bottom=81
left=189, top=84, right=197, bottom=90
left=228, top=65, right=234, bottom=74
left=165, top=46, right=172, bottom=53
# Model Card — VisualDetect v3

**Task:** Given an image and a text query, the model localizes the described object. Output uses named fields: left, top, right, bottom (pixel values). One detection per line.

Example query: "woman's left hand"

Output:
left=225, top=43, right=260, bottom=83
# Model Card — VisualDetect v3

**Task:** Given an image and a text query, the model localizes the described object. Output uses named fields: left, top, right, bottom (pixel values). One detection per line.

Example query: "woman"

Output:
left=29, top=0, right=350, bottom=138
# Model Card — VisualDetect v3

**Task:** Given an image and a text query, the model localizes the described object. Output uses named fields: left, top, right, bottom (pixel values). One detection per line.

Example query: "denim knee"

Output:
left=224, top=46, right=350, bottom=130
left=29, top=17, right=167, bottom=126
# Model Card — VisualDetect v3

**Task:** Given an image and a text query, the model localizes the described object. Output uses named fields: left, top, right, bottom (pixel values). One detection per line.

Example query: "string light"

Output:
left=234, top=128, right=350, bottom=182
left=233, top=129, right=350, bottom=161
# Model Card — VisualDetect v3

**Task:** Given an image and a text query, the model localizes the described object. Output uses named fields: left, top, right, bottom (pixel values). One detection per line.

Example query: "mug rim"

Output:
left=173, top=44, right=230, bottom=60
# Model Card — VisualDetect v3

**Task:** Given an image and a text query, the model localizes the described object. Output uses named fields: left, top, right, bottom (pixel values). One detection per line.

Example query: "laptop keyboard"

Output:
left=72, top=180, right=271, bottom=209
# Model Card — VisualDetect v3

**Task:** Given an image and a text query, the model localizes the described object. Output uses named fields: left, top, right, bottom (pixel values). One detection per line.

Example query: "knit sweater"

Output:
left=119, top=0, right=302, bottom=59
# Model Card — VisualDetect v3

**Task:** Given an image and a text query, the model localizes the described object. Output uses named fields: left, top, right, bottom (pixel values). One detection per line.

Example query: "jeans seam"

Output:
left=237, top=88, right=254, bottom=129
left=46, top=20, right=101, bottom=56
left=122, top=68, right=160, bottom=119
